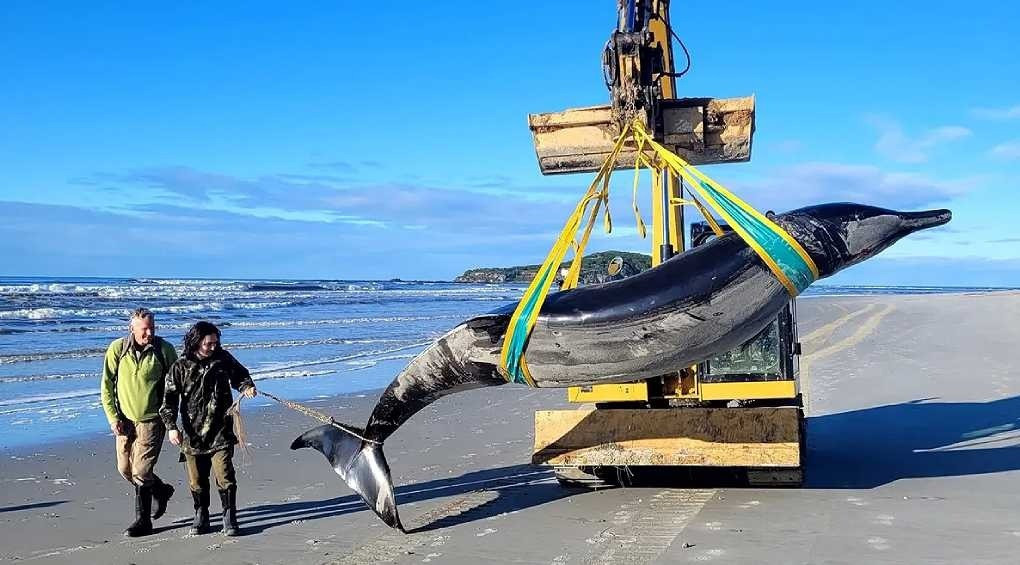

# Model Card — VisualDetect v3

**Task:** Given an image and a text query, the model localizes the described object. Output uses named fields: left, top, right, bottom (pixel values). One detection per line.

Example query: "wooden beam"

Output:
left=528, top=96, right=755, bottom=175
left=533, top=406, right=801, bottom=468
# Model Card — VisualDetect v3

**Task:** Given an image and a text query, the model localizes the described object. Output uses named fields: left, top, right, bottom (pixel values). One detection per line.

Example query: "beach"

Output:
left=2, top=291, right=1019, bottom=563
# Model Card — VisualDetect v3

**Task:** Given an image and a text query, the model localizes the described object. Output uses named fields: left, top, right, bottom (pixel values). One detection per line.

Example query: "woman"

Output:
left=159, top=321, right=256, bottom=536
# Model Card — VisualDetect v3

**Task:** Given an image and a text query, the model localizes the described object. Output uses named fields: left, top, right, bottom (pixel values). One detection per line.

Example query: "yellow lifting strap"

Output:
left=498, top=120, right=818, bottom=386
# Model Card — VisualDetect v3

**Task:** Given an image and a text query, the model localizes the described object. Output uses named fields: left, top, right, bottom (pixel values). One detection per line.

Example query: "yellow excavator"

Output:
left=528, top=0, right=805, bottom=487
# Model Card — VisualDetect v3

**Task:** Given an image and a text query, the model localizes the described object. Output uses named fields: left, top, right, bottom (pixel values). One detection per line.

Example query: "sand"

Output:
left=2, top=292, right=1019, bottom=564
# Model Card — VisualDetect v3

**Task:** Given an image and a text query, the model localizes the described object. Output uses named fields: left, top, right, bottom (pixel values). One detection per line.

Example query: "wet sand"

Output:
left=2, top=292, right=1019, bottom=564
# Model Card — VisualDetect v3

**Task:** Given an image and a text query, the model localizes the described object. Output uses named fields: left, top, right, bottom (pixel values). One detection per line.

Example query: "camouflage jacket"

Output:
left=159, top=350, right=255, bottom=456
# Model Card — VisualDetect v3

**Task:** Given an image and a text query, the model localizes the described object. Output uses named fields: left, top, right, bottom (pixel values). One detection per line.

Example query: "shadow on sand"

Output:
left=170, top=464, right=575, bottom=535
left=0, top=500, right=68, bottom=513
left=805, top=395, right=1020, bottom=488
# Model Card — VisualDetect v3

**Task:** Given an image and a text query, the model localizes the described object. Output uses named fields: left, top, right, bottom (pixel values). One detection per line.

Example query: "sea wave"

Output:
left=0, top=388, right=99, bottom=407
left=0, top=300, right=302, bottom=321
left=0, top=343, right=428, bottom=406
left=0, top=337, right=413, bottom=365
left=0, top=372, right=95, bottom=384
left=227, top=315, right=462, bottom=328
left=250, top=342, right=429, bottom=375
left=246, top=283, right=329, bottom=292
left=249, top=369, right=337, bottom=381
left=2, top=313, right=465, bottom=334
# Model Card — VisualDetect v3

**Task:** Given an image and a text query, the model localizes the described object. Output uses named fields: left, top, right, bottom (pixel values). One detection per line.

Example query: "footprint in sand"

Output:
left=693, top=548, right=727, bottom=561
left=873, top=514, right=895, bottom=526
left=867, top=536, right=890, bottom=551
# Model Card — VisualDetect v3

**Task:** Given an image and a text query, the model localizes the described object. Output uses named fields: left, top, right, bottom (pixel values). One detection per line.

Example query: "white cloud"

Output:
left=989, top=140, right=1020, bottom=160
left=734, top=162, right=976, bottom=212
left=971, top=105, right=1020, bottom=120
left=867, top=116, right=971, bottom=163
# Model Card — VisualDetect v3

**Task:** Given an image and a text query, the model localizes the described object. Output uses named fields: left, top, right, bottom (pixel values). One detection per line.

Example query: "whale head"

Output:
left=775, top=203, right=952, bottom=278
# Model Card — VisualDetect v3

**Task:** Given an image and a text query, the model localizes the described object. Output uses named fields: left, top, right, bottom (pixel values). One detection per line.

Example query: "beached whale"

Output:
left=292, top=202, right=951, bottom=531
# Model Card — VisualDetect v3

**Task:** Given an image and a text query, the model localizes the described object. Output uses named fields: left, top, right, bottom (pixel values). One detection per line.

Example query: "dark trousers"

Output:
left=183, top=447, right=236, bottom=492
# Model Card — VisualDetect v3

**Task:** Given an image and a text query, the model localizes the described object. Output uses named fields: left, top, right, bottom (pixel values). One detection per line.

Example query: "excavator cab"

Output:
left=690, top=222, right=802, bottom=403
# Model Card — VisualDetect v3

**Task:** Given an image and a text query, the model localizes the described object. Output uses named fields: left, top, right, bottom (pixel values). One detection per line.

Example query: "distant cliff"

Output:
left=455, top=251, right=651, bottom=285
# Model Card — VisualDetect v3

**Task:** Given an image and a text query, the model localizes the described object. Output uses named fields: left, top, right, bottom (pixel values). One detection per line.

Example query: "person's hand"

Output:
left=243, top=386, right=257, bottom=399
left=111, top=420, right=125, bottom=436
left=168, top=430, right=182, bottom=447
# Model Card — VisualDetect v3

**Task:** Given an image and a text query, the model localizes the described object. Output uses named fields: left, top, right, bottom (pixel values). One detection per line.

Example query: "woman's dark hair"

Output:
left=183, top=321, right=221, bottom=360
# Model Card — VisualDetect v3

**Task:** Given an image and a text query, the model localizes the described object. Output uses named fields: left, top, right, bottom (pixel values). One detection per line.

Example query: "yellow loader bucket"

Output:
left=528, top=96, right=755, bottom=175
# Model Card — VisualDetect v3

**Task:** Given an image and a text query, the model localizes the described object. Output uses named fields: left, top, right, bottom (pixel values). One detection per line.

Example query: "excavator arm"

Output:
left=529, top=0, right=754, bottom=175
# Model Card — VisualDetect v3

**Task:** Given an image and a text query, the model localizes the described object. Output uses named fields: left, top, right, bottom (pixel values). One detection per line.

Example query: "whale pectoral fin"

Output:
left=291, top=424, right=404, bottom=532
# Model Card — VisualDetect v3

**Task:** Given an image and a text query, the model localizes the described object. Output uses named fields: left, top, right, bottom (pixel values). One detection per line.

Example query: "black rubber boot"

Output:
left=123, top=485, right=153, bottom=537
left=151, top=480, right=175, bottom=520
left=219, top=486, right=240, bottom=537
left=189, top=490, right=210, bottom=535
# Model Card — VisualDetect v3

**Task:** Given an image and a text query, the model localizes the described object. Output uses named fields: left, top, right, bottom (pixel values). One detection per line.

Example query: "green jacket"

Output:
left=100, top=336, right=178, bottom=424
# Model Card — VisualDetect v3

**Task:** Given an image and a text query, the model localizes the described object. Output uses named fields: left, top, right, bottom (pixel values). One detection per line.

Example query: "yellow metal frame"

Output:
left=567, top=379, right=798, bottom=403
left=568, top=383, right=649, bottom=403
left=699, top=380, right=798, bottom=401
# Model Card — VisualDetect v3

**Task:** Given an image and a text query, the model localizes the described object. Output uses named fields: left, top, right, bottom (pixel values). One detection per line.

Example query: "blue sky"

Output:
left=2, top=1, right=1019, bottom=285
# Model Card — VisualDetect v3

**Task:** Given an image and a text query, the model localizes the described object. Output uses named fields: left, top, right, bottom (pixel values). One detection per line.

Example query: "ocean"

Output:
left=0, top=276, right=1012, bottom=450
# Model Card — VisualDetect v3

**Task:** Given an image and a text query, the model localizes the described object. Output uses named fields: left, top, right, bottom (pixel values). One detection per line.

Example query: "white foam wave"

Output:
left=0, top=344, right=429, bottom=408
left=0, top=372, right=94, bottom=383
left=0, top=337, right=410, bottom=365
left=228, top=337, right=408, bottom=351
left=250, top=369, right=337, bottom=381
left=0, top=301, right=300, bottom=320
left=0, top=389, right=99, bottom=407
left=13, top=313, right=466, bottom=333
left=251, top=342, right=429, bottom=374
left=228, top=315, right=461, bottom=328
left=0, top=349, right=106, bottom=364
left=342, top=353, right=418, bottom=369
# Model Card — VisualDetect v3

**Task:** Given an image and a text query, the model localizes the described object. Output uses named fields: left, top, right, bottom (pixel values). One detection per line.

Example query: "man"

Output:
left=161, top=321, right=257, bottom=537
left=100, top=307, right=178, bottom=537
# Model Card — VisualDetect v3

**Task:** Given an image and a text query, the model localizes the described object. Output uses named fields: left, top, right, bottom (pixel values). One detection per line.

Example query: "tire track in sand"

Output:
left=800, top=303, right=894, bottom=410
left=581, top=489, right=715, bottom=564
left=802, top=303, right=894, bottom=364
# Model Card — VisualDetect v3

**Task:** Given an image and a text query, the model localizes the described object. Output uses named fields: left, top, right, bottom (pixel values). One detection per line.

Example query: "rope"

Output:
left=228, top=390, right=381, bottom=445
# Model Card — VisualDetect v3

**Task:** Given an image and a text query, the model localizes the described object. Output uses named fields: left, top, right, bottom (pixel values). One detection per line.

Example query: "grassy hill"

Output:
left=455, top=250, right=651, bottom=284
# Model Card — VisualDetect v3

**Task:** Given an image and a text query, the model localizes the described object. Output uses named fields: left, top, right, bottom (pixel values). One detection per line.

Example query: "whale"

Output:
left=291, top=202, right=952, bottom=531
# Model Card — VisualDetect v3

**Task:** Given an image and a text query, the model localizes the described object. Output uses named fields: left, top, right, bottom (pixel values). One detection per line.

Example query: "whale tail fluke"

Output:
left=291, top=424, right=403, bottom=531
